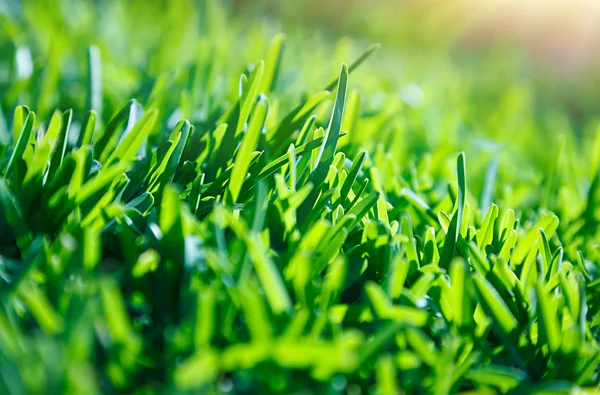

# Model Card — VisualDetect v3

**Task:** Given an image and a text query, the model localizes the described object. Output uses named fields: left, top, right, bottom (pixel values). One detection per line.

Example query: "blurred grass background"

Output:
left=257, top=0, right=600, bottom=124
left=2, top=0, right=600, bottom=255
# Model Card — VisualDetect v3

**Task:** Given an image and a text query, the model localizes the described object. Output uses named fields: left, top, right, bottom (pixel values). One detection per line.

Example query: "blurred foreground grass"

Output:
left=0, top=0, right=599, bottom=393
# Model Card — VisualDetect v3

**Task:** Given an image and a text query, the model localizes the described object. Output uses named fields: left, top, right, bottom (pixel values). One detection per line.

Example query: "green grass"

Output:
left=0, top=0, right=600, bottom=393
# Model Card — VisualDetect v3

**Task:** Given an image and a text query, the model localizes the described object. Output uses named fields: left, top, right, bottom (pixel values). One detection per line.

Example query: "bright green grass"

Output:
left=0, top=0, right=599, bottom=394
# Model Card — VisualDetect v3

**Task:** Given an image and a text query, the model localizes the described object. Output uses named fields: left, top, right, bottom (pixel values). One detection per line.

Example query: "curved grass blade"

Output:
left=94, top=99, right=136, bottom=159
left=336, top=150, right=366, bottom=207
left=473, top=274, right=517, bottom=336
left=535, top=282, right=560, bottom=353
left=261, top=34, right=285, bottom=93
left=228, top=96, right=268, bottom=204
left=477, top=203, right=498, bottom=250
left=78, top=110, right=97, bottom=147
left=0, top=177, right=32, bottom=251
left=480, top=157, right=498, bottom=216
left=439, top=152, right=466, bottom=269
left=5, top=112, right=34, bottom=179
left=297, top=64, right=348, bottom=222
left=324, top=43, right=380, bottom=91
left=107, top=109, right=157, bottom=164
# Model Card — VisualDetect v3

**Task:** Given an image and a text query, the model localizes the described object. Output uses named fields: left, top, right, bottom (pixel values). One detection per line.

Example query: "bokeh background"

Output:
left=1, top=0, right=599, bottom=255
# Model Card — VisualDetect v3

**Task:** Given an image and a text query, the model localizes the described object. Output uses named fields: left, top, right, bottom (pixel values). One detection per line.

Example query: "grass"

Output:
left=0, top=0, right=600, bottom=393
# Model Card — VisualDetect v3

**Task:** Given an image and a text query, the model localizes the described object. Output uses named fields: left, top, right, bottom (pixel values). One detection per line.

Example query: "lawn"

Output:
left=0, top=0, right=599, bottom=393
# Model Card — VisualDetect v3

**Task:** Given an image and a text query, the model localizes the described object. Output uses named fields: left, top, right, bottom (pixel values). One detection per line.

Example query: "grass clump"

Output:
left=0, top=1, right=599, bottom=394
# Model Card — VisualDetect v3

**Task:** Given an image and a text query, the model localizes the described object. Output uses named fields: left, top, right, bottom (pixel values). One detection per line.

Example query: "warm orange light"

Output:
left=459, top=0, right=600, bottom=73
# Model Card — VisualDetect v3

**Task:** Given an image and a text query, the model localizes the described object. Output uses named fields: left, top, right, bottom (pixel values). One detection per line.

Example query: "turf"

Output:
left=0, top=1, right=599, bottom=394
